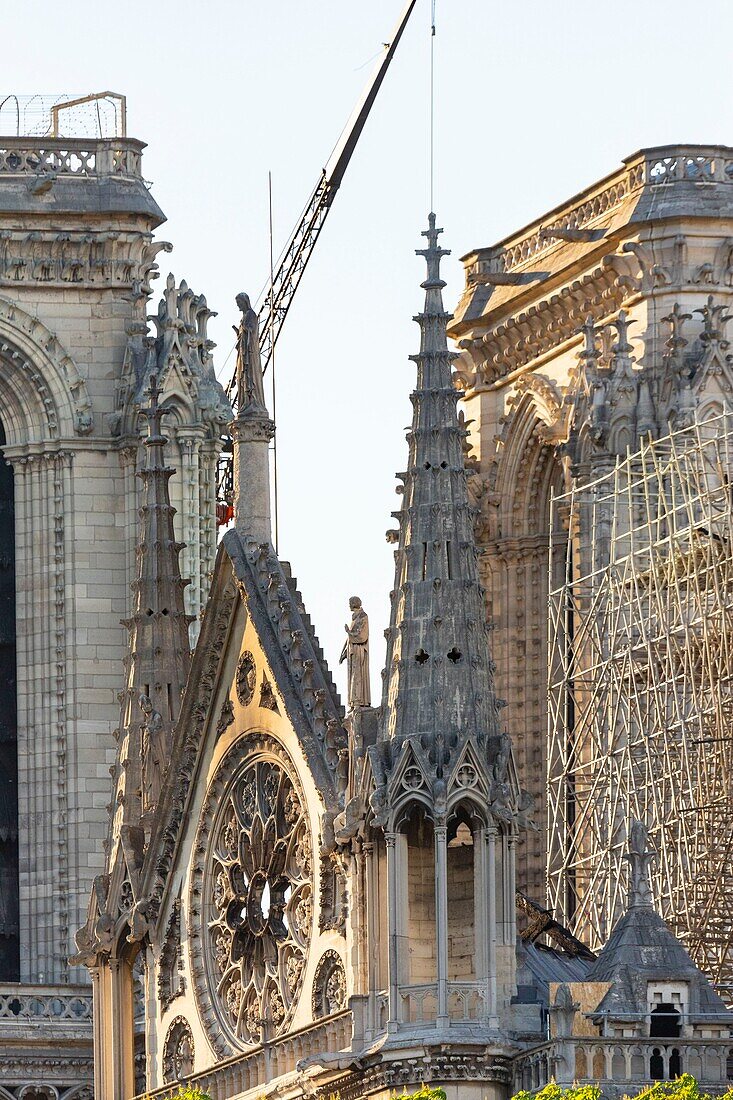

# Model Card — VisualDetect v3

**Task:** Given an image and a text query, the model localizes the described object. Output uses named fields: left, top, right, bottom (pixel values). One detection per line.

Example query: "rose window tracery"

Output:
left=203, top=750, right=313, bottom=1048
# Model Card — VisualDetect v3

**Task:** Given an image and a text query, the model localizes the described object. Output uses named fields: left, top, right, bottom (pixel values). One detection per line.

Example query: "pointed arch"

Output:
left=492, top=377, right=566, bottom=540
left=0, top=295, right=93, bottom=445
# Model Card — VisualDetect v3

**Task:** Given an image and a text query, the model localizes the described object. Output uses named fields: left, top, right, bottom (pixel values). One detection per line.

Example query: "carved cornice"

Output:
left=454, top=264, right=627, bottom=389
left=319, top=1049, right=513, bottom=1100
left=0, top=229, right=171, bottom=291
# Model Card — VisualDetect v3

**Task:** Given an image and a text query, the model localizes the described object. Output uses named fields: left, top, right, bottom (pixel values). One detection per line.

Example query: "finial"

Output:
left=417, top=212, right=450, bottom=291
left=612, top=309, right=635, bottom=356
left=579, top=314, right=601, bottom=364
left=662, top=303, right=692, bottom=352
left=695, top=295, right=732, bottom=346
left=140, top=371, right=169, bottom=448
left=625, top=819, right=655, bottom=909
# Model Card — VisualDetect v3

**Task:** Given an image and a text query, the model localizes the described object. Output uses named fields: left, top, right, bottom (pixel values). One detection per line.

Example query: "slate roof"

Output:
left=586, top=904, right=732, bottom=1020
left=516, top=940, right=594, bottom=1007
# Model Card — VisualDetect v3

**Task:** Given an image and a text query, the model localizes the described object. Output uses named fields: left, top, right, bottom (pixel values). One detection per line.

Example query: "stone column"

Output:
left=92, top=963, right=113, bottom=1100
left=363, top=840, right=378, bottom=1040
left=176, top=426, right=205, bottom=640
left=435, top=822, right=449, bottom=1028
left=110, top=956, right=136, bottom=1099
left=233, top=414, right=274, bottom=544
left=486, top=824, right=498, bottom=1025
left=473, top=824, right=488, bottom=1016
left=385, top=831, right=399, bottom=1030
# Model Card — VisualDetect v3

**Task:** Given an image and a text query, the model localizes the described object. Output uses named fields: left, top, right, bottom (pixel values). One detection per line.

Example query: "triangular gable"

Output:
left=141, top=528, right=345, bottom=932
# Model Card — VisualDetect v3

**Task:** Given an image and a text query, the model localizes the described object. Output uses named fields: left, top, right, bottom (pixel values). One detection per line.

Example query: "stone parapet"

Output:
left=133, top=1011, right=352, bottom=1099
left=0, top=982, right=93, bottom=1093
left=0, top=136, right=164, bottom=224
left=513, top=1036, right=733, bottom=1095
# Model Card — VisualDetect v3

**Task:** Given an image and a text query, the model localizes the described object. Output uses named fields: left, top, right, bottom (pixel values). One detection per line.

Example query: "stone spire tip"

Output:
left=417, top=212, right=449, bottom=292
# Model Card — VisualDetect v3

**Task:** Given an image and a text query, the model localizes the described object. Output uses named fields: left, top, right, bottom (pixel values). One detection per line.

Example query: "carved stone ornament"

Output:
left=312, top=949, right=347, bottom=1018
left=235, top=651, right=257, bottom=707
left=157, top=898, right=185, bottom=1010
left=162, top=1015, right=195, bottom=1083
left=216, top=696, right=235, bottom=738
left=190, top=735, right=313, bottom=1056
left=259, top=673, right=279, bottom=713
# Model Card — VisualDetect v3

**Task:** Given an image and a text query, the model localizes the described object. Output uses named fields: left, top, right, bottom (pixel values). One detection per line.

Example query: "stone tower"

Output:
left=0, top=103, right=230, bottom=1092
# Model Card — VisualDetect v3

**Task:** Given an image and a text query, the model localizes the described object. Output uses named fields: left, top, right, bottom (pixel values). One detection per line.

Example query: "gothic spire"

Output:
left=233, top=292, right=275, bottom=543
left=116, top=373, right=194, bottom=840
left=380, top=214, right=501, bottom=757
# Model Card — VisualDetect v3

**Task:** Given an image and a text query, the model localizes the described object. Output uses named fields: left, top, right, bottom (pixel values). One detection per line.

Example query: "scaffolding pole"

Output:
left=548, top=411, right=733, bottom=1001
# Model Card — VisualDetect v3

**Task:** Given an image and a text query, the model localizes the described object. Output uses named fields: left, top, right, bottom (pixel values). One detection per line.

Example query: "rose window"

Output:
left=205, top=754, right=312, bottom=1047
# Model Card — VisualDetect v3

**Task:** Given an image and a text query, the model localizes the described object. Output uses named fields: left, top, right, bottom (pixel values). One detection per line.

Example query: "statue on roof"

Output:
left=340, top=596, right=371, bottom=709
left=235, top=291, right=268, bottom=414
left=625, top=818, right=655, bottom=909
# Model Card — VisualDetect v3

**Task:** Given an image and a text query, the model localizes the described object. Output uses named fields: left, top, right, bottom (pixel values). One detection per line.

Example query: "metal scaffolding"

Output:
left=547, top=411, right=733, bottom=1000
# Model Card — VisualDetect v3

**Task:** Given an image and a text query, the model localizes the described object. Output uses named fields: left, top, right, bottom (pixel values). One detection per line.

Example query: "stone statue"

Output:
left=235, top=291, right=267, bottom=413
left=339, top=596, right=370, bottom=708
left=625, top=818, right=655, bottom=909
left=139, top=692, right=164, bottom=814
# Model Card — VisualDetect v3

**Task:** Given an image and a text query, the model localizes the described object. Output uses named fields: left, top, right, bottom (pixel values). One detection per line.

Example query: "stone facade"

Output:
left=78, top=200, right=733, bottom=1100
left=0, top=126, right=229, bottom=1094
left=448, top=144, right=733, bottom=905
left=77, top=217, right=534, bottom=1099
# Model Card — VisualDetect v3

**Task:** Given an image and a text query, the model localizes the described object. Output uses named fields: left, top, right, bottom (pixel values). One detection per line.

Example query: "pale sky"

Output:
left=5, top=0, right=733, bottom=702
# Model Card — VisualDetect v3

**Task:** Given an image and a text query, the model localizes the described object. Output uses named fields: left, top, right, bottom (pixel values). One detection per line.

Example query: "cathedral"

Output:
left=0, top=97, right=733, bottom=1099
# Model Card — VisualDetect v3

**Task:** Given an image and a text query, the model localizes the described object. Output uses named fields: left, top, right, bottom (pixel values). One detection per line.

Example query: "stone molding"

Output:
left=454, top=263, right=627, bottom=389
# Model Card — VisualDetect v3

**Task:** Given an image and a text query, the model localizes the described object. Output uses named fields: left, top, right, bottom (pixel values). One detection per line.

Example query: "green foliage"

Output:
left=513, top=1082, right=600, bottom=1100
left=393, top=1087, right=447, bottom=1100
left=511, top=1076, right=733, bottom=1100
left=628, top=1077, right=733, bottom=1100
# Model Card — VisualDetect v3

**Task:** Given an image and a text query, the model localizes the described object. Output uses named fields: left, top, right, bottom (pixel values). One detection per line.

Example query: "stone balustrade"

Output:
left=513, top=1037, right=733, bottom=1094
left=135, top=1011, right=351, bottom=1100
left=0, top=136, right=144, bottom=178
left=0, top=983, right=92, bottom=1032
left=0, top=983, right=92, bottom=1021
left=398, top=981, right=486, bottom=1027
left=464, top=144, right=733, bottom=282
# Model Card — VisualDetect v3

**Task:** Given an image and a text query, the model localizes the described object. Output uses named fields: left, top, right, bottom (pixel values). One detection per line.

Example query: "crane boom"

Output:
left=225, top=0, right=418, bottom=405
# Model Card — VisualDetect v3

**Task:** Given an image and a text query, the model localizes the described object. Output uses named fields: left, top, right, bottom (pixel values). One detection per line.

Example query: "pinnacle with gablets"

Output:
left=380, top=214, right=501, bottom=753
left=112, top=371, right=194, bottom=834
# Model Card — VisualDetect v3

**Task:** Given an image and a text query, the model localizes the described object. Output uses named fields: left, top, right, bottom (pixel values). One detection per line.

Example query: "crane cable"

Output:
left=430, top=0, right=437, bottom=212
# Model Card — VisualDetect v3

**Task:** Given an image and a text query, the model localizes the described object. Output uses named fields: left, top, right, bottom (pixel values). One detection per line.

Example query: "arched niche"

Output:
left=446, top=804, right=479, bottom=983
left=401, top=804, right=436, bottom=987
